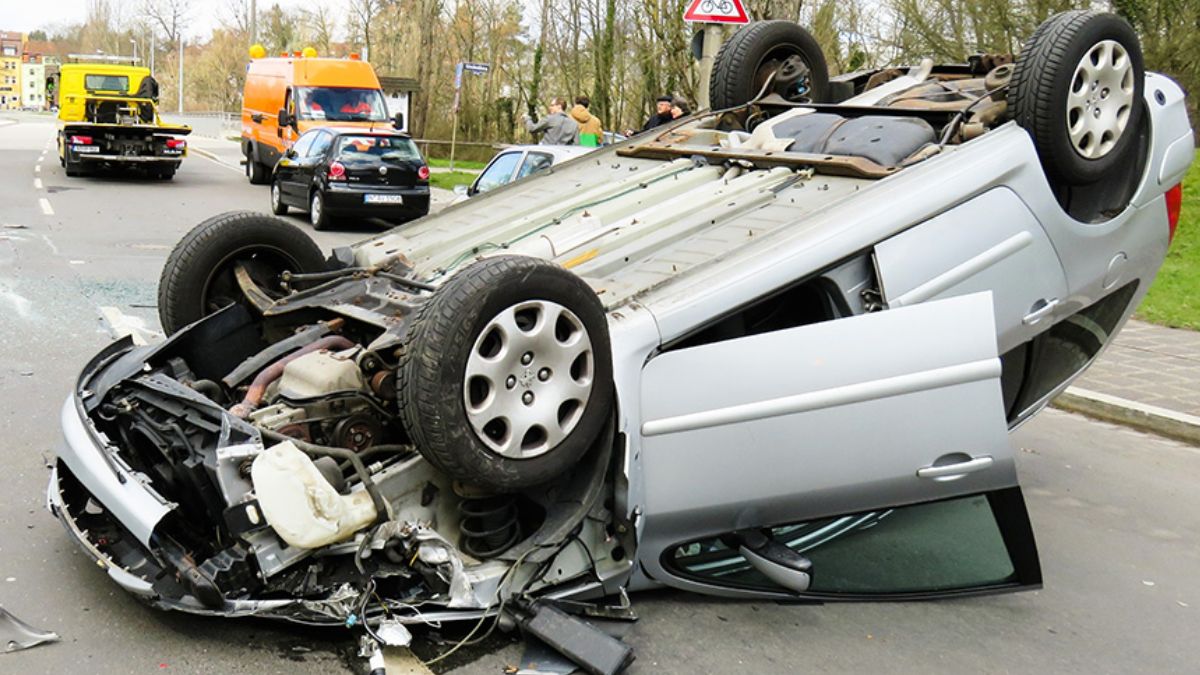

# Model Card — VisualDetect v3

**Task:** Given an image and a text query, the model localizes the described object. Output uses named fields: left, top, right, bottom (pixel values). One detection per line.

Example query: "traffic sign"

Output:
left=463, top=62, right=490, bottom=74
left=683, top=0, right=749, bottom=24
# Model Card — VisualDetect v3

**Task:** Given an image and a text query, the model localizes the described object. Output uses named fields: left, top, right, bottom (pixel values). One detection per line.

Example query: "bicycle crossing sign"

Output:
left=683, top=0, right=749, bottom=24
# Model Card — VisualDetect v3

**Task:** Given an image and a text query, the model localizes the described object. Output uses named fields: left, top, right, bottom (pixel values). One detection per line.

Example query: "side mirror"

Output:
left=453, top=184, right=469, bottom=197
left=284, top=148, right=297, bottom=159
left=277, top=108, right=290, bottom=127
left=392, top=112, right=405, bottom=129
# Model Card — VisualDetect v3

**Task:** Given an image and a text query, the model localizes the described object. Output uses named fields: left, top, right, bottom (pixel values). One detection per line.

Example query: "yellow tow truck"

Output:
left=56, top=55, right=191, bottom=179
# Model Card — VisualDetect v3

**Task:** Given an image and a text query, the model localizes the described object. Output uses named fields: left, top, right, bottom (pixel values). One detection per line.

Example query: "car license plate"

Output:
left=73, top=145, right=100, bottom=154
left=364, top=194, right=404, bottom=204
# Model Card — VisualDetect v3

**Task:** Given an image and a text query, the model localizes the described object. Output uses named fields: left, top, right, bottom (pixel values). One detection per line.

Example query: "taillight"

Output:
left=1166, top=183, right=1183, bottom=244
left=417, top=165, right=430, bottom=181
left=69, top=135, right=93, bottom=145
left=166, top=139, right=186, bottom=149
left=328, top=161, right=346, bottom=180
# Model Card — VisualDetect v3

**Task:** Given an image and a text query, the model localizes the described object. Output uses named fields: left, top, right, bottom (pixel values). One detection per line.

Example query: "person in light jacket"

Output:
left=570, top=96, right=604, bottom=146
left=523, top=97, right=579, bottom=145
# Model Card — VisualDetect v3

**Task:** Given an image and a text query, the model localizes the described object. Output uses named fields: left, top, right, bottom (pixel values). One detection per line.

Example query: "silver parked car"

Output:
left=48, top=11, right=1192, bottom=671
left=453, top=144, right=594, bottom=201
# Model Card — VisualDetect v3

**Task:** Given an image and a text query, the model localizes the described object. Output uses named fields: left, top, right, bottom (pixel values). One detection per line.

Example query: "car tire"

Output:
left=270, top=180, right=289, bottom=215
left=1009, top=11, right=1145, bottom=186
left=310, top=190, right=331, bottom=230
left=397, top=255, right=614, bottom=492
left=157, top=211, right=326, bottom=335
left=157, top=167, right=176, bottom=180
left=247, top=157, right=271, bottom=185
left=710, top=20, right=829, bottom=110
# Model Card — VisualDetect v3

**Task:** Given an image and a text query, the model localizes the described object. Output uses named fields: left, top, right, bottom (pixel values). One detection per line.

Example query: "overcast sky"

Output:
left=1, top=0, right=333, bottom=39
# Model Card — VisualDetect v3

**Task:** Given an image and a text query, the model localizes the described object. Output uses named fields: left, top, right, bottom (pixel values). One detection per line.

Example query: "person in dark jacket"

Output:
left=641, top=95, right=674, bottom=132
left=671, top=98, right=691, bottom=119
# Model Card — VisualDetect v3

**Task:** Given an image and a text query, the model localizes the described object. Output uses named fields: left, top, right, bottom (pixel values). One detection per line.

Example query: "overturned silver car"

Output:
left=48, top=12, right=1193, bottom=669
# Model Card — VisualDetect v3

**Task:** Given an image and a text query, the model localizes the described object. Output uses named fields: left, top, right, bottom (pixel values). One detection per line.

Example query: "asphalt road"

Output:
left=1, top=112, right=1198, bottom=674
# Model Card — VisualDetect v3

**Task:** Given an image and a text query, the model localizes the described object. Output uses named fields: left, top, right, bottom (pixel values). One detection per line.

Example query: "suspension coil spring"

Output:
left=458, top=495, right=520, bottom=559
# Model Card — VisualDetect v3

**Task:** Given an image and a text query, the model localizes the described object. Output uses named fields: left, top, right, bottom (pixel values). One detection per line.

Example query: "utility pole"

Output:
left=177, top=36, right=183, bottom=113
left=150, top=33, right=155, bottom=74
left=250, top=0, right=257, bottom=45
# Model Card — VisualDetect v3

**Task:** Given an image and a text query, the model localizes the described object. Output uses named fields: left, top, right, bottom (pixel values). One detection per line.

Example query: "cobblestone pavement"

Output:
left=1074, top=318, right=1200, bottom=416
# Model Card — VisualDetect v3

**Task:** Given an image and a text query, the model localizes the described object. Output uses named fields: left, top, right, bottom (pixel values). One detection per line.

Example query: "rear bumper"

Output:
left=324, top=184, right=431, bottom=218
left=78, top=154, right=183, bottom=164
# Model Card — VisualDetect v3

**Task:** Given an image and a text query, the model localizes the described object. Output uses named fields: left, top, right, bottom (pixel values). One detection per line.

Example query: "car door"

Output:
left=873, top=187, right=1070, bottom=354
left=514, top=151, right=555, bottom=181
left=470, top=150, right=524, bottom=195
left=275, top=130, right=318, bottom=204
left=636, top=292, right=1042, bottom=600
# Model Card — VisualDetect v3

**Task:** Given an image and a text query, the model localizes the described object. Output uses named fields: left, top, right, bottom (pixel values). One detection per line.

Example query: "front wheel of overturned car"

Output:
left=398, top=255, right=614, bottom=492
left=709, top=20, right=829, bottom=110
left=1009, top=10, right=1145, bottom=186
left=157, top=211, right=327, bottom=335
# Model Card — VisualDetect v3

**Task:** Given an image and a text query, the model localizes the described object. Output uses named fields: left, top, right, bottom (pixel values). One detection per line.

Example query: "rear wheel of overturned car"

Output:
left=157, top=210, right=326, bottom=335
left=709, top=20, right=829, bottom=110
left=1009, top=11, right=1145, bottom=187
left=398, top=255, right=614, bottom=492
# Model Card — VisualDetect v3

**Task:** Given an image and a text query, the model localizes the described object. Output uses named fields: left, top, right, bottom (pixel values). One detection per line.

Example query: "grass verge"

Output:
left=1136, top=161, right=1200, bottom=330
left=429, top=171, right=476, bottom=191
left=427, top=157, right=487, bottom=171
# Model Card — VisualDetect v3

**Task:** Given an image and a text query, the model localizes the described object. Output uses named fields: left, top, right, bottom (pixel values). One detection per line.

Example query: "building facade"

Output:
left=0, top=31, right=23, bottom=110
left=21, top=58, right=45, bottom=109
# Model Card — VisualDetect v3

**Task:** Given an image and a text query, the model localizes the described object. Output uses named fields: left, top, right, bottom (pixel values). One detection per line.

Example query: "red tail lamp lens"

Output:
left=166, top=139, right=186, bottom=149
left=417, top=165, right=430, bottom=181
left=70, top=135, right=93, bottom=145
left=328, top=161, right=346, bottom=180
left=1166, top=183, right=1183, bottom=244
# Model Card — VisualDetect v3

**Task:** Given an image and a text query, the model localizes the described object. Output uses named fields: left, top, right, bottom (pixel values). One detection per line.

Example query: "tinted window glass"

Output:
left=475, top=152, right=521, bottom=193
left=334, top=135, right=421, bottom=162
left=85, top=74, right=128, bottom=92
left=290, top=132, right=318, bottom=157
left=516, top=152, right=554, bottom=179
left=670, top=494, right=1017, bottom=595
left=296, top=87, right=388, bottom=122
left=308, top=131, right=333, bottom=158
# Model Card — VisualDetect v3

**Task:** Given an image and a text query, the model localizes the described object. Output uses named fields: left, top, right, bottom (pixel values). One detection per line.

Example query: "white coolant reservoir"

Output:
left=251, top=441, right=377, bottom=549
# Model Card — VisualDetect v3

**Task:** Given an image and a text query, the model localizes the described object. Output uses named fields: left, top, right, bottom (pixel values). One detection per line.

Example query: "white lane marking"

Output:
left=34, top=178, right=42, bottom=189
left=39, top=198, right=53, bottom=215
left=39, top=234, right=59, bottom=254
left=34, top=164, right=41, bottom=173
left=192, top=148, right=244, bottom=174
left=69, top=259, right=85, bottom=265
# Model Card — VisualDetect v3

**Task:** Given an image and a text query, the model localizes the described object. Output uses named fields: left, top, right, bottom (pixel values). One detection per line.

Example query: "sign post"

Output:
left=683, top=0, right=749, bottom=110
left=450, top=61, right=491, bottom=171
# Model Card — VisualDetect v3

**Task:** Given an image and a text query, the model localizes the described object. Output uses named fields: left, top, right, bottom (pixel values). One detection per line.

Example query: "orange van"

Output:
left=241, top=54, right=400, bottom=184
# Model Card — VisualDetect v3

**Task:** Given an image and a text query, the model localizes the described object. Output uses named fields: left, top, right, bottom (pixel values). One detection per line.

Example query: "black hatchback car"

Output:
left=270, top=126, right=431, bottom=229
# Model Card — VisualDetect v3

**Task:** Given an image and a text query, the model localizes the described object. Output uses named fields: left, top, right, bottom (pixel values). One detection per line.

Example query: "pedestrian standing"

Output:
left=523, top=97, right=579, bottom=145
left=570, top=96, right=604, bottom=147
left=640, top=95, right=674, bottom=132
left=671, top=98, right=691, bottom=120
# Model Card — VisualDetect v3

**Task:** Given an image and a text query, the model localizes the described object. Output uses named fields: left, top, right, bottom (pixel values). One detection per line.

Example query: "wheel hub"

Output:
left=463, top=300, right=594, bottom=459
left=1066, top=39, right=1134, bottom=160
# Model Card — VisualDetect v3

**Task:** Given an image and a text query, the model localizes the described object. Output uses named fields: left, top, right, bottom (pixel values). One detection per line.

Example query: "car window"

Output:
left=516, top=152, right=554, bottom=179
left=290, top=132, right=317, bottom=157
left=334, top=135, right=422, bottom=163
left=308, top=131, right=333, bottom=158
left=668, top=493, right=1019, bottom=595
left=84, top=74, right=127, bottom=92
left=475, top=152, right=522, bottom=193
left=296, top=87, right=389, bottom=122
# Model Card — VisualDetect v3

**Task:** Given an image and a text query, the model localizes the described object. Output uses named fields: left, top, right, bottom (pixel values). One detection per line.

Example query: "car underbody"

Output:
left=46, top=13, right=1193, bottom=673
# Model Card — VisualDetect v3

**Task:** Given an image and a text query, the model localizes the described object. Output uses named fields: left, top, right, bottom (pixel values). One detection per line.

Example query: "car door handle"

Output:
left=1022, top=298, right=1059, bottom=326
left=917, top=456, right=993, bottom=480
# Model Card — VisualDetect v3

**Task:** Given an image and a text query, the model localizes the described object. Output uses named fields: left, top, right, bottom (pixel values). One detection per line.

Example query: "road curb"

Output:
left=1053, top=387, right=1200, bottom=446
